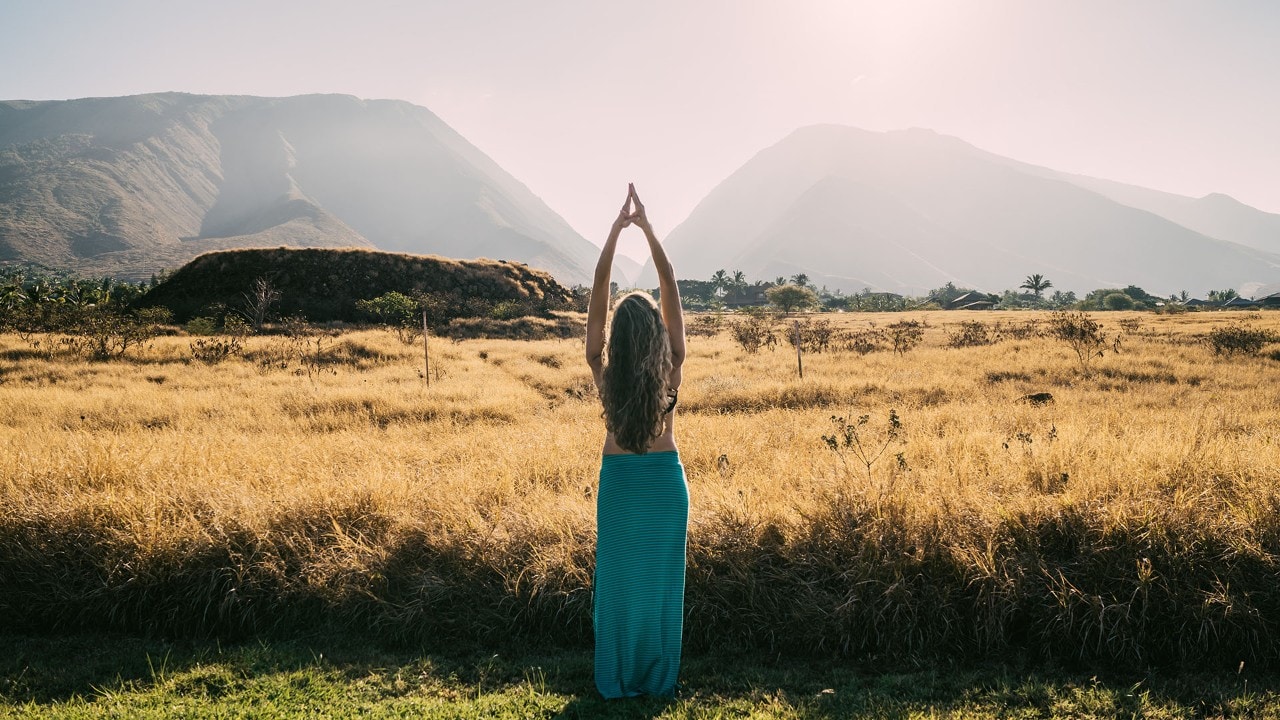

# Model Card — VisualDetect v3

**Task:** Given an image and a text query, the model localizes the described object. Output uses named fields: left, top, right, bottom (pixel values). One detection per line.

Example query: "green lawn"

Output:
left=2, top=634, right=1277, bottom=719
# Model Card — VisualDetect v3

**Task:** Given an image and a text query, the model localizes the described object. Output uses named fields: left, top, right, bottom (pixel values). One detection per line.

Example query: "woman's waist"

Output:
left=600, top=444, right=683, bottom=465
left=602, top=433, right=678, bottom=457
left=599, top=448, right=687, bottom=488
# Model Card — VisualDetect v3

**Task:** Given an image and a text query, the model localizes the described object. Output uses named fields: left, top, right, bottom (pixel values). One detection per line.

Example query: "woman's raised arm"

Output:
left=585, top=189, right=634, bottom=379
left=628, top=184, right=685, bottom=370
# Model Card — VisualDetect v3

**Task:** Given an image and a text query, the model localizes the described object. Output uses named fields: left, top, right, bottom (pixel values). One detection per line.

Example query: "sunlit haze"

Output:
left=2, top=0, right=1277, bottom=262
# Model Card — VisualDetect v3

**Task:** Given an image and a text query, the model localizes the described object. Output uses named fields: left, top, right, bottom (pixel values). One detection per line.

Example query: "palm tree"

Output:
left=0, top=283, right=26, bottom=312
left=1019, top=274, right=1053, bottom=299
left=710, top=269, right=729, bottom=293
left=790, top=273, right=810, bottom=288
left=731, top=270, right=747, bottom=289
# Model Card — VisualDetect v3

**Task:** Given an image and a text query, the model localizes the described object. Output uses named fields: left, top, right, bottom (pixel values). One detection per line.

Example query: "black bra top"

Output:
left=664, top=389, right=678, bottom=414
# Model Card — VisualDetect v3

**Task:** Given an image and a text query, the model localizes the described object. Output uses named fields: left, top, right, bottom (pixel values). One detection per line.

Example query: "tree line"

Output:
left=651, top=268, right=1255, bottom=314
left=0, top=264, right=173, bottom=359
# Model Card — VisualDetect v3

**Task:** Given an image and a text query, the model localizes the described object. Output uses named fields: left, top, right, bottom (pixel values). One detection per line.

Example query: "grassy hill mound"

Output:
left=137, top=247, right=576, bottom=324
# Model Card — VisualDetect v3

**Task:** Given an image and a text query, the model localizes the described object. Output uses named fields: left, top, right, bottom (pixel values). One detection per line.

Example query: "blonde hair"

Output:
left=600, top=292, right=673, bottom=454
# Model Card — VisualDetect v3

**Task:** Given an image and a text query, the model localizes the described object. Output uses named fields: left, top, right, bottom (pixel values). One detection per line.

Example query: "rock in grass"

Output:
left=1020, top=391, right=1054, bottom=406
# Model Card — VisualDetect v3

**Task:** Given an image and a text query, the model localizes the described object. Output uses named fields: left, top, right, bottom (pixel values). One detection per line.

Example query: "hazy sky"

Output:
left=2, top=0, right=1277, bottom=262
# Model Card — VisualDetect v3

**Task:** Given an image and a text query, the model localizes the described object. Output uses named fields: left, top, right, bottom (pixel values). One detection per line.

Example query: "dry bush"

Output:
left=1207, top=322, right=1277, bottom=356
left=887, top=319, right=926, bottom=355
left=55, top=306, right=174, bottom=360
left=1047, top=311, right=1118, bottom=374
left=1118, top=317, right=1142, bottom=334
left=189, top=315, right=250, bottom=365
left=949, top=319, right=1043, bottom=349
left=728, top=311, right=778, bottom=353
left=189, top=336, right=243, bottom=364
left=947, top=320, right=994, bottom=348
left=998, top=318, right=1043, bottom=340
left=786, top=318, right=837, bottom=353
left=836, top=328, right=888, bottom=355
left=687, top=313, right=725, bottom=338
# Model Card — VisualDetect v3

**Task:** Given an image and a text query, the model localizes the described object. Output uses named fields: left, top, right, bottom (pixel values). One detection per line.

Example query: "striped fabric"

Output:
left=594, top=450, right=689, bottom=699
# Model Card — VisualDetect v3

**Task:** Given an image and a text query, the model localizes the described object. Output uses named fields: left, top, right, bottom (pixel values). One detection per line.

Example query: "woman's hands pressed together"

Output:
left=613, top=183, right=651, bottom=233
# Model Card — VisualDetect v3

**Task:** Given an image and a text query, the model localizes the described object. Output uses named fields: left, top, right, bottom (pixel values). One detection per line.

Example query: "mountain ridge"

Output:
left=636, top=125, right=1280, bottom=296
left=0, top=92, right=605, bottom=284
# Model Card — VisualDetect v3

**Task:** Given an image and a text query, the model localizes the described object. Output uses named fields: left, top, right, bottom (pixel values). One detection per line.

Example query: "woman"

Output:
left=586, top=183, right=688, bottom=699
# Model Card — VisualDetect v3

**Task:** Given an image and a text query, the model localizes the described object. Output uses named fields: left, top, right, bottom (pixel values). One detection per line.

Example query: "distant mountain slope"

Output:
left=612, top=255, right=642, bottom=287
left=639, top=126, right=1280, bottom=296
left=966, top=146, right=1280, bottom=258
left=0, top=93, right=603, bottom=284
left=1051, top=177, right=1280, bottom=257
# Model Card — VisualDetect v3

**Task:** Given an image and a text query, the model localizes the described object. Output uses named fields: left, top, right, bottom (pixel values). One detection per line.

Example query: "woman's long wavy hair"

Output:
left=601, top=292, right=672, bottom=454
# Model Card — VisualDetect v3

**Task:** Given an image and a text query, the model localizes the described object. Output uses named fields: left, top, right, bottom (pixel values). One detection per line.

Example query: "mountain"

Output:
left=972, top=150, right=1280, bottom=258
left=1050, top=179, right=1280, bottom=257
left=0, top=93, right=605, bottom=284
left=612, top=254, right=642, bottom=287
left=638, top=126, right=1280, bottom=296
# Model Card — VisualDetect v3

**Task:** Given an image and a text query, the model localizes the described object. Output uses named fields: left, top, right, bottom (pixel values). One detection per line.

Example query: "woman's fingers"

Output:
left=616, top=184, right=647, bottom=226
left=630, top=189, right=646, bottom=217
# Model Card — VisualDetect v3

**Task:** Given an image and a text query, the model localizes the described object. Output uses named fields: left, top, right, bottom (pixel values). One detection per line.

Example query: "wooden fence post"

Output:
left=794, top=319, right=803, bottom=379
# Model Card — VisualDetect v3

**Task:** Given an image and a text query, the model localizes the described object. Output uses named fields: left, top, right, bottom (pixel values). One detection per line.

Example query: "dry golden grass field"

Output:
left=3, top=310, right=1280, bottom=669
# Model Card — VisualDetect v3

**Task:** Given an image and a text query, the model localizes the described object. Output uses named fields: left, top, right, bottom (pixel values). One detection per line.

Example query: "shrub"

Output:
left=822, top=409, right=907, bottom=484
left=1047, top=311, right=1116, bottom=373
left=1118, top=317, right=1142, bottom=334
left=190, top=336, right=244, bottom=364
left=489, top=300, right=523, bottom=321
left=189, top=315, right=249, bottom=364
left=1004, top=319, right=1042, bottom=340
left=356, top=291, right=422, bottom=344
left=787, top=318, right=837, bottom=353
left=729, top=311, right=778, bottom=353
left=64, top=306, right=174, bottom=360
left=947, top=320, right=993, bottom=348
left=687, top=314, right=724, bottom=338
left=1207, top=323, right=1278, bottom=356
left=1103, top=292, right=1135, bottom=311
left=185, top=317, right=219, bottom=336
left=887, top=320, right=926, bottom=355
left=837, top=328, right=887, bottom=355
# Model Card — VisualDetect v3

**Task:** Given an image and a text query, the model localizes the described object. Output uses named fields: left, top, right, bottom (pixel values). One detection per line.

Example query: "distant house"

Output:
left=1260, top=292, right=1280, bottom=309
left=862, top=292, right=904, bottom=303
left=722, top=285, right=772, bottom=308
left=1184, top=298, right=1216, bottom=308
left=945, top=291, right=995, bottom=310
left=1223, top=297, right=1261, bottom=308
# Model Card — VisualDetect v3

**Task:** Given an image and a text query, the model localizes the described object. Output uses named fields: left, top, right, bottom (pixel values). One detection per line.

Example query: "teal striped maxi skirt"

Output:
left=594, top=450, right=689, bottom=699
